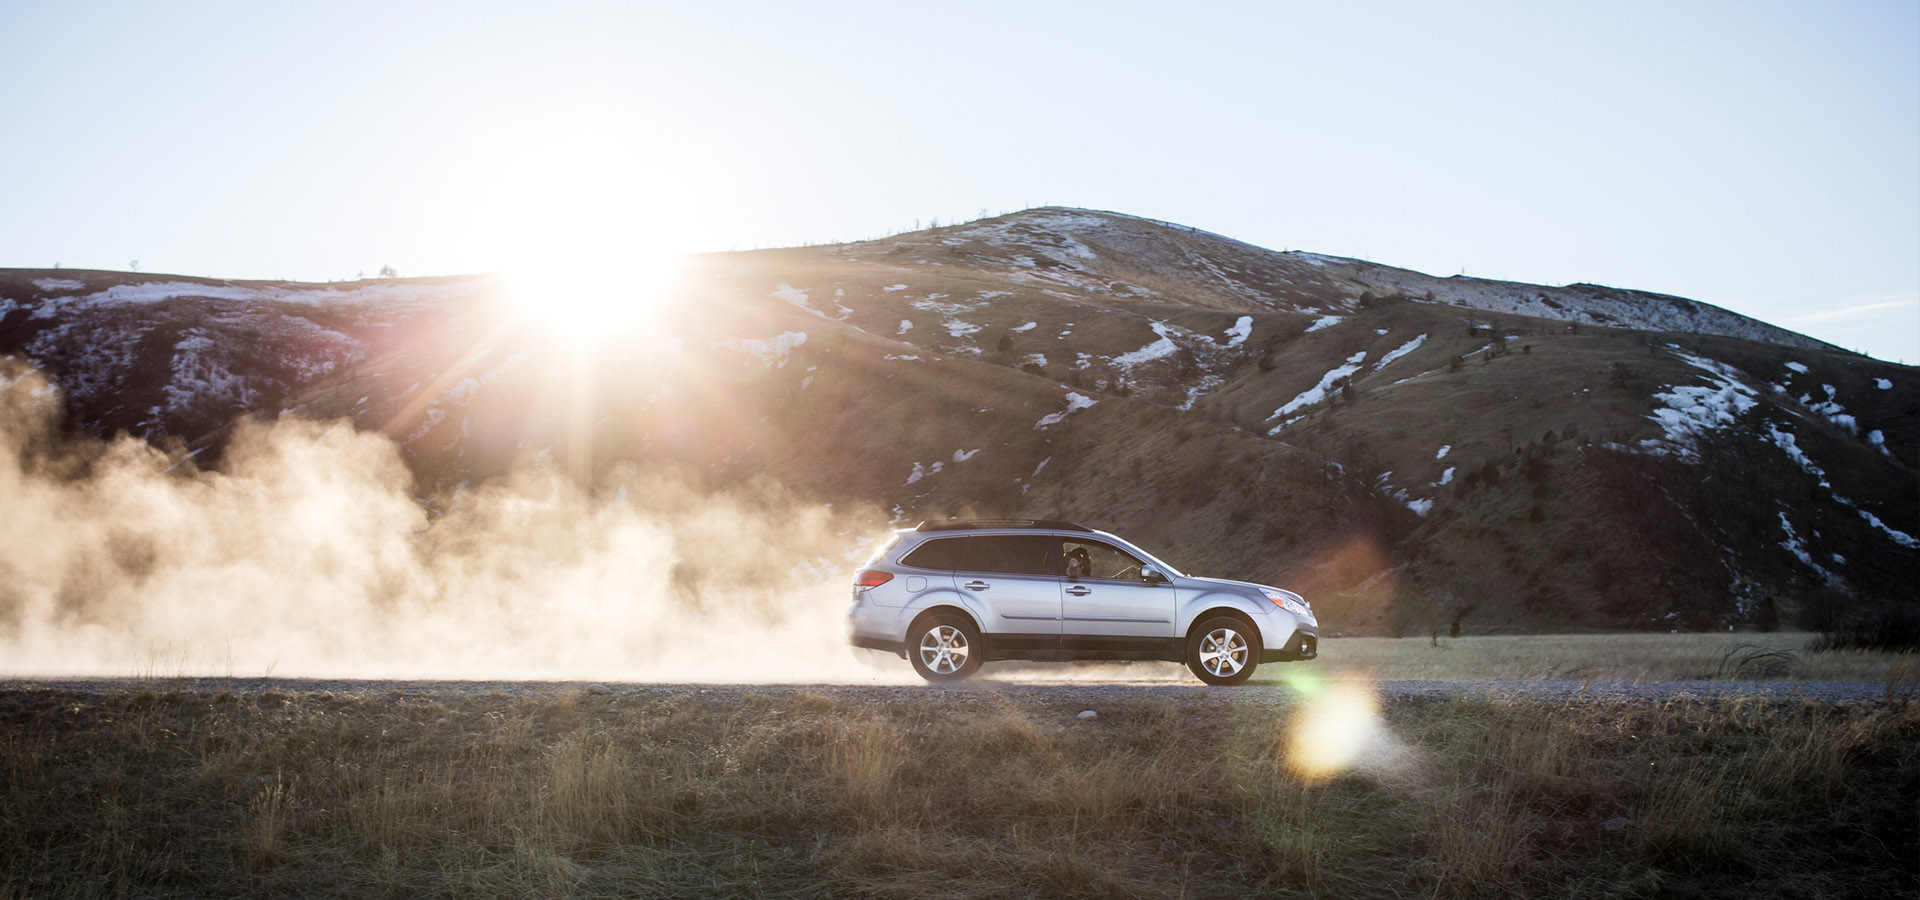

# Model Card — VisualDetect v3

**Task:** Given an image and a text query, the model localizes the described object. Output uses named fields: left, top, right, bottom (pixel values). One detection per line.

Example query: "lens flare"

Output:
left=1284, top=677, right=1384, bottom=780
left=502, top=254, right=685, bottom=348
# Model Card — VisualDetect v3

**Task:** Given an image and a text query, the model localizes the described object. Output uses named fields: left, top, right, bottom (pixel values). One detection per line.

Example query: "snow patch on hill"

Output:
left=30, top=279, right=486, bottom=319
left=1267, top=351, right=1367, bottom=433
left=1766, top=422, right=1913, bottom=548
left=1852, top=505, right=1919, bottom=549
left=715, top=332, right=807, bottom=367
left=164, top=330, right=260, bottom=420
left=775, top=285, right=852, bottom=320
left=1224, top=316, right=1252, bottom=347
left=1374, top=334, right=1427, bottom=371
left=1035, top=392, right=1096, bottom=430
left=1795, top=383, right=1858, bottom=435
left=1766, top=424, right=1828, bottom=489
left=1642, top=350, right=1758, bottom=461
left=1113, top=323, right=1181, bottom=368
left=1776, top=508, right=1833, bottom=581
left=445, top=350, right=539, bottom=405
left=1339, top=267, right=1832, bottom=351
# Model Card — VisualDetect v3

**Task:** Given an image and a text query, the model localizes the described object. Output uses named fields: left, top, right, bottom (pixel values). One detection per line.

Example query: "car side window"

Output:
left=963, top=535, right=1059, bottom=576
left=1061, top=539, right=1145, bottom=581
left=901, top=537, right=970, bottom=571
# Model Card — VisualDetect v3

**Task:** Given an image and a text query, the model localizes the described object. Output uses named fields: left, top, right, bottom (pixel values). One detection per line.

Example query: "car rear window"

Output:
left=963, top=535, right=1058, bottom=576
left=901, top=537, right=970, bottom=571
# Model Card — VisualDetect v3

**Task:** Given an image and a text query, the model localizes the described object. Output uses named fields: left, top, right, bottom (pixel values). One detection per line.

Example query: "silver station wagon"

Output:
left=847, top=520, right=1317, bottom=684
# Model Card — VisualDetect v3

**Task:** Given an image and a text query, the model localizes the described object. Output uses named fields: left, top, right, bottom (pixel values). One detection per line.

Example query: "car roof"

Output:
left=912, top=519, right=1092, bottom=533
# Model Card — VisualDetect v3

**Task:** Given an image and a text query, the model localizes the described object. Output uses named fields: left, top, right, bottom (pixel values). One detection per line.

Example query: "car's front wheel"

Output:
left=1187, top=616, right=1257, bottom=685
left=908, top=613, right=983, bottom=683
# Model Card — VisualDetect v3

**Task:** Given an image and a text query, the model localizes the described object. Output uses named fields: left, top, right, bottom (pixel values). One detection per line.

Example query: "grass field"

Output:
left=3, top=677, right=1914, bottom=899
left=970, top=631, right=1919, bottom=688
left=1311, top=631, right=1915, bottom=684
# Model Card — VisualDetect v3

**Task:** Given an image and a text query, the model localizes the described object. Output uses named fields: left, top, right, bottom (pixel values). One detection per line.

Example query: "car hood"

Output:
left=1175, top=575, right=1312, bottom=617
left=1174, top=575, right=1280, bottom=597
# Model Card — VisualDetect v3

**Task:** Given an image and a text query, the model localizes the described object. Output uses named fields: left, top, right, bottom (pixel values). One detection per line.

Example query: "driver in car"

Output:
left=1064, top=546, right=1092, bottom=579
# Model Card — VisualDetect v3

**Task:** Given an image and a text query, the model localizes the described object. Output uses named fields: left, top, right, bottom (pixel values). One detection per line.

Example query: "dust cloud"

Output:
left=0, top=359, right=910, bottom=682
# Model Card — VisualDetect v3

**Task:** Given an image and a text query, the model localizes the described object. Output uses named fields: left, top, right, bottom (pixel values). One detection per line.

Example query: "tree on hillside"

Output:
left=378, top=265, right=398, bottom=279
left=1754, top=594, right=1780, bottom=632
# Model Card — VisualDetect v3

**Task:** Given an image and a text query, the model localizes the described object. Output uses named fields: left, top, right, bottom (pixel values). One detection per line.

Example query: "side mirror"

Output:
left=1141, top=565, right=1167, bottom=584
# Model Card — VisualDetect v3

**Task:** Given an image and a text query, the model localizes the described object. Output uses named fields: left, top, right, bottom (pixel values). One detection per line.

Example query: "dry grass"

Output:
left=0, top=683, right=1913, bottom=899
left=1316, top=631, right=1911, bottom=683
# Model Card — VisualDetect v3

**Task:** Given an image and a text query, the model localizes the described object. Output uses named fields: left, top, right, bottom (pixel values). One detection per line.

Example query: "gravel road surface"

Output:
left=2, top=676, right=1893, bottom=705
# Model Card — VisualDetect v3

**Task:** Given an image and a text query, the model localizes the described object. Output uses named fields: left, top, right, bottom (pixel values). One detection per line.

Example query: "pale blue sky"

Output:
left=3, top=0, right=1915, bottom=361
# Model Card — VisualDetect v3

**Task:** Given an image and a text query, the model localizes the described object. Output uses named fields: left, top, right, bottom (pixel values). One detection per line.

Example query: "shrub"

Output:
left=1809, top=605, right=1920, bottom=653
left=1754, top=595, right=1780, bottom=633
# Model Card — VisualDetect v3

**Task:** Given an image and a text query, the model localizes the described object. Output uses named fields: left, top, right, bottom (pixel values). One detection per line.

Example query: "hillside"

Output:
left=1, top=208, right=1913, bottom=636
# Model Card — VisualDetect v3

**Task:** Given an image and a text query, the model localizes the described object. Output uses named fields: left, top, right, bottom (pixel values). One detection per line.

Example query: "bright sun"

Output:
left=447, top=101, right=710, bottom=346
left=502, top=251, right=685, bottom=346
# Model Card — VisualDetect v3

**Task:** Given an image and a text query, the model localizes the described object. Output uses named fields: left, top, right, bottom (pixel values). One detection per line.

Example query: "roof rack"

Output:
left=915, top=519, right=1093, bottom=533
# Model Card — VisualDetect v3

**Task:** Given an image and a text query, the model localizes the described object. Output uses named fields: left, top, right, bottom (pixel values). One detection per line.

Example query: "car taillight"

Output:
left=854, top=569, right=894, bottom=589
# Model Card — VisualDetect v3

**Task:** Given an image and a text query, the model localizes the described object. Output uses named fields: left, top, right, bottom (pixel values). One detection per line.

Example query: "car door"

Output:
left=956, top=535, right=1062, bottom=652
left=1059, top=537, right=1176, bottom=643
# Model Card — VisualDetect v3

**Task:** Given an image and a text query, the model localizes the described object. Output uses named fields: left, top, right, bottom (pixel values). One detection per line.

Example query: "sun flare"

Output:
left=502, top=253, right=685, bottom=346
left=450, top=101, right=712, bottom=347
left=1285, top=678, right=1384, bottom=780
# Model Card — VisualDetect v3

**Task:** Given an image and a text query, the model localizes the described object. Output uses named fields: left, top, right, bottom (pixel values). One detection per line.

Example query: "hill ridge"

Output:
left=0, top=208, right=1911, bottom=637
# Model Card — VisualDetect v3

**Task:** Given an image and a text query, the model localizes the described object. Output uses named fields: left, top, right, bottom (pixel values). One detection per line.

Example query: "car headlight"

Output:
left=1261, top=588, right=1311, bottom=618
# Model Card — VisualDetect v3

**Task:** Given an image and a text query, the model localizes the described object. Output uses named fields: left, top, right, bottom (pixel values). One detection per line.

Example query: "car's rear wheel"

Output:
left=908, top=613, right=982, bottom=683
left=1187, top=616, right=1257, bottom=685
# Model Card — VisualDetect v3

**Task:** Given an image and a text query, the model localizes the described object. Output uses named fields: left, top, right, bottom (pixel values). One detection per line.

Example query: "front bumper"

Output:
left=1260, top=627, right=1317, bottom=663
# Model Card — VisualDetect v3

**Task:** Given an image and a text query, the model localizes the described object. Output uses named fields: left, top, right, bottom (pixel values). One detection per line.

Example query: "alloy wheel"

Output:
left=1199, top=627, right=1247, bottom=677
left=918, top=624, right=970, bottom=675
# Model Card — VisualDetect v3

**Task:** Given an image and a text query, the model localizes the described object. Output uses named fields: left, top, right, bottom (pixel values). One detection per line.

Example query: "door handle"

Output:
left=1065, top=586, right=1091, bottom=596
left=963, top=580, right=990, bottom=591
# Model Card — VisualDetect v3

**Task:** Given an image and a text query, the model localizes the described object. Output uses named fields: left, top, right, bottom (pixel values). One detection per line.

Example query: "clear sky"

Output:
left=3, top=0, right=1915, bottom=362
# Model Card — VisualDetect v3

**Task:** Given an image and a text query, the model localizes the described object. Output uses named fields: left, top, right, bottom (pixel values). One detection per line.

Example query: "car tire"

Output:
left=1186, top=616, right=1257, bottom=685
left=908, top=612, right=983, bottom=683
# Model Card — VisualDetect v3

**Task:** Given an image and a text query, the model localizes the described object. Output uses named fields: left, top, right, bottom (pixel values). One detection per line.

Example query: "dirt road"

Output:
left=4, top=675, right=1893, bottom=705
